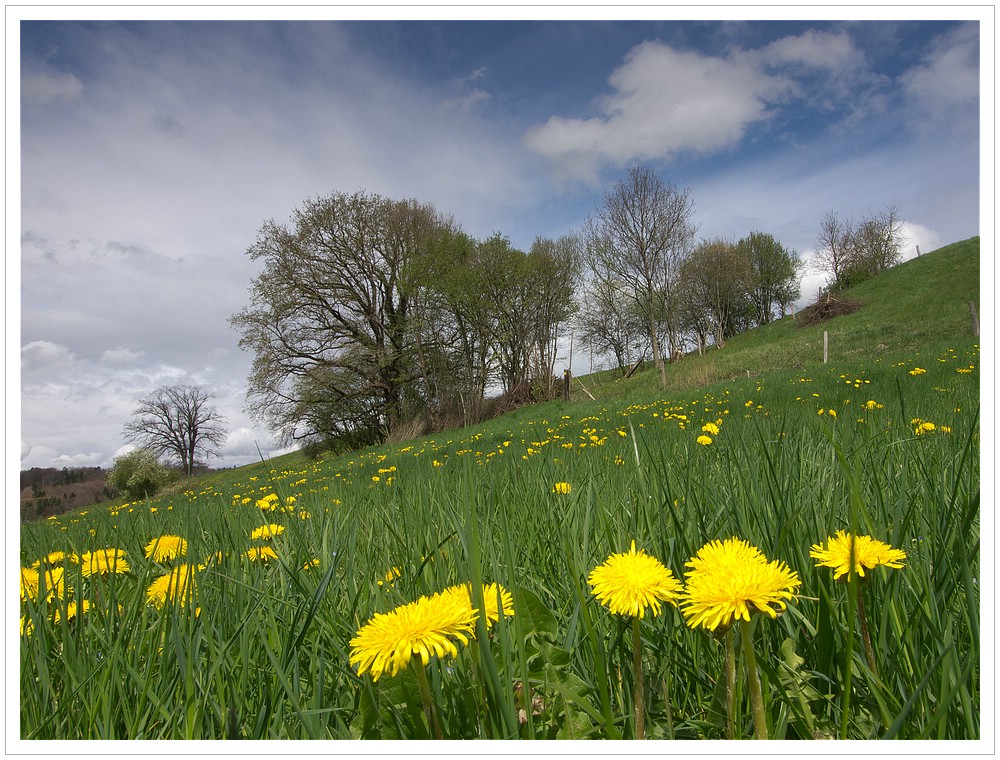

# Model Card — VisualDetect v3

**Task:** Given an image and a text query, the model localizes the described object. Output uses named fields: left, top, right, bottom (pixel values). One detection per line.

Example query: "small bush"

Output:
left=106, top=449, right=175, bottom=501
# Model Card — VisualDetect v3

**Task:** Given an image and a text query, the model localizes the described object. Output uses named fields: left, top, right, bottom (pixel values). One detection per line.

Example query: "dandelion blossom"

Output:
left=443, top=582, right=515, bottom=628
left=146, top=564, right=199, bottom=608
left=30, top=551, right=78, bottom=568
left=250, top=523, right=285, bottom=540
left=696, top=435, right=713, bottom=446
left=80, top=548, right=130, bottom=576
left=588, top=541, right=683, bottom=619
left=20, top=566, right=67, bottom=601
left=144, top=535, right=188, bottom=562
left=681, top=538, right=800, bottom=632
left=244, top=545, right=279, bottom=563
left=701, top=422, right=720, bottom=435
left=810, top=531, right=906, bottom=581
left=349, top=589, right=478, bottom=681
left=552, top=482, right=571, bottom=495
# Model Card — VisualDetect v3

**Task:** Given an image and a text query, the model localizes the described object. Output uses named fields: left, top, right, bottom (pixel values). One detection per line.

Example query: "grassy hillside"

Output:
left=18, top=238, right=981, bottom=741
left=571, top=236, right=980, bottom=404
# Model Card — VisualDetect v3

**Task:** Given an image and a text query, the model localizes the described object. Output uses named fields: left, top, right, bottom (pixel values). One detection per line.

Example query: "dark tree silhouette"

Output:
left=123, top=385, right=228, bottom=477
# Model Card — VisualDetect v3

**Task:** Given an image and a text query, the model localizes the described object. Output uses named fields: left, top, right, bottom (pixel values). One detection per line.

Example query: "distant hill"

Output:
left=19, top=467, right=115, bottom=522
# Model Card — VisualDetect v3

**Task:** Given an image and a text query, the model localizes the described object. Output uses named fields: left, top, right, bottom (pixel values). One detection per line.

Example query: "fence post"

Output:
left=563, top=369, right=571, bottom=401
left=823, top=331, right=829, bottom=364
left=969, top=302, right=980, bottom=337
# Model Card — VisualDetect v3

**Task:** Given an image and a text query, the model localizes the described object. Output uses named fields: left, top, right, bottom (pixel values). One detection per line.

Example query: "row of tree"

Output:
left=225, top=166, right=903, bottom=453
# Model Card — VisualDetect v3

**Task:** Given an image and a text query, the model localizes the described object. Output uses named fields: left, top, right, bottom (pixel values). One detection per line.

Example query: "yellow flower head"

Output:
left=443, top=582, right=516, bottom=628
left=810, top=531, right=907, bottom=581
left=256, top=494, right=280, bottom=511
left=80, top=548, right=130, bottom=576
left=250, top=523, right=285, bottom=540
left=20, top=566, right=68, bottom=601
left=144, top=535, right=188, bottom=562
left=552, top=482, right=572, bottom=495
left=696, top=435, right=713, bottom=446
left=29, top=551, right=78, bottom=569
left=681, top=538, right=800, bottom=632
left=701, top=422, right=720, bottom=436
left=349, top=589, right=478, bottom=681
left=588, top=541, right=683, bottom=619
left=244, top=545, right=279, bottom=563
left=52, top=599, right=91, bottom=624
left=146, top=564, right=199, bottom=609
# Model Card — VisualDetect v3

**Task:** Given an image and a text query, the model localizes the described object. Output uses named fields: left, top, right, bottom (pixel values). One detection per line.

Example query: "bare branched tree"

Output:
left=582, top=166, right=697, bottom=387
left=123, top=385, right=228, bottom=477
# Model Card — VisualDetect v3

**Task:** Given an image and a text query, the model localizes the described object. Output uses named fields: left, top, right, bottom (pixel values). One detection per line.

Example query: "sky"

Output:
left=10, top=8, right=988, bottom=472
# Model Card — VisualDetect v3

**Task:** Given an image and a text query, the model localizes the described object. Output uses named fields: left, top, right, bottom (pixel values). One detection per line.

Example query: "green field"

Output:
left=19, top=238, right=981, bottom=741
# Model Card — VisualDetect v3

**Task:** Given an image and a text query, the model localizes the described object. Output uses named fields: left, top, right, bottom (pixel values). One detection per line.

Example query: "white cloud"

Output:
left=523, top=40, right=790, bottom=180
left=100, top=347, right=146, bottom=364
left=900, top=23, right=979, bottom=120
left=21, top=67, right=83, bottom=105
left=758, top=30, right=864, bottom=72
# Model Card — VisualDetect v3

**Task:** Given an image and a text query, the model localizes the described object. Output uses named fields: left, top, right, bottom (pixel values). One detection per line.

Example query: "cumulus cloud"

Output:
left=523, top=41, right=790, bottom=180
left=757, top=29, right=864, bottom=72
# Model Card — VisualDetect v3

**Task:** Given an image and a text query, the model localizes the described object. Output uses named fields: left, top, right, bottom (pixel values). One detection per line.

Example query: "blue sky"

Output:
left=12, top=10, right=987, bottom=471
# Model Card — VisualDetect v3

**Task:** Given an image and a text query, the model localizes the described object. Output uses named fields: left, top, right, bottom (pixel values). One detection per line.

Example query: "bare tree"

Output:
left=582, top=166, right=697, bottom=387
left=123, top=385, right=228, bottom=477
left=814, top=210, right=855, bottom=286
left=815, top=206, right=905, bottom=289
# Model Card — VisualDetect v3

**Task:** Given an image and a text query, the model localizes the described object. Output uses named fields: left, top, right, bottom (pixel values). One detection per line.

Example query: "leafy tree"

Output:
left=230, top=191, right=441, bottom=445
left=738, top=231, right=800, bottom=325
left=679, top=238, right=751, bottom=349
left=106, top=449, right=175, bottom=501
left=122, top=385, right=227, bottom=477
left=582, top=166, right=697, bottom=387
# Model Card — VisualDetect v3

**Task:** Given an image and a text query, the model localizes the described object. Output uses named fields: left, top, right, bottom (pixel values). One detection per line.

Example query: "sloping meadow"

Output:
left=20, top=339, right=980, bottom=741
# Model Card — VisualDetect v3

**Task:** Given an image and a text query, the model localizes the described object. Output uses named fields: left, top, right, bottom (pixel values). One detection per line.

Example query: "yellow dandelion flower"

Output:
left=146, top=564, right=199, bottom=609
left=80, top=548, right=130, bottom=576
left=696, top=435, right=713, bottom=446
left=442, top=582, right=515, bottom=628
left=908, top=367, right=926, bottom=376
left=701, top=422, right=720, bottom=435
left=588, top=541, right=683, bottom=619
left=250, top=523, right=285, bottom=540
left=680, top=538, right=800, bottom=632
left=244, top=545, right=278, bottom=563
left=29, top=551, right=78, bottom=568
left=52, top=599, right=91, bottom=624
left=809, top=530, right=907, bottom=581
left=256, top=494, right=280, bottom=511
left=20, top=566, right=68, bottom=601
left=552, top=482, right=572, bottom=495
left=144, top=535, right=188, bottom=562
left=349, top=589, right=478, bottom=681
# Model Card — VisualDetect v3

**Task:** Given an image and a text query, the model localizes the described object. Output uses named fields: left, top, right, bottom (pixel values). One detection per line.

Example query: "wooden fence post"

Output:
left=823, top=331, right=829, bottom=364
left=969, top=302, right=980, bottom=337
left=563, top=369, right=571, bottom=401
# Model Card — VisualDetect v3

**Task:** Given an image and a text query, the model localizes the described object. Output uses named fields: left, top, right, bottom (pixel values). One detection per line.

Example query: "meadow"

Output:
left=19, top=240, right=981, bottom=742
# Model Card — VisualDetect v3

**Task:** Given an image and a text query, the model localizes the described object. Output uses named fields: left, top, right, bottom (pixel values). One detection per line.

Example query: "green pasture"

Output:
left=19, top=239, right=981, bottom=741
